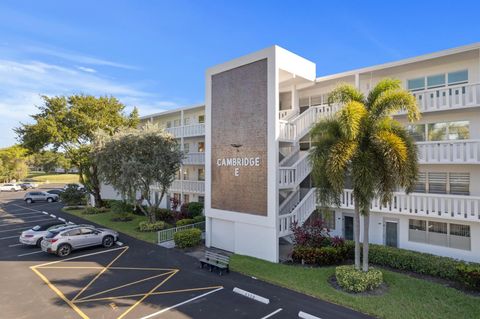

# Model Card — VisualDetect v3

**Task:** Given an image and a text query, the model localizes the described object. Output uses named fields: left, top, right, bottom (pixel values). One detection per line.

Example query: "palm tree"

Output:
left=309, top=78, right=420, bottom=271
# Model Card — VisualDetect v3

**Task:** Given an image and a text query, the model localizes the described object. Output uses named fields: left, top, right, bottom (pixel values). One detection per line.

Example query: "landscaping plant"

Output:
left=173, top=228, right=202, bottom=248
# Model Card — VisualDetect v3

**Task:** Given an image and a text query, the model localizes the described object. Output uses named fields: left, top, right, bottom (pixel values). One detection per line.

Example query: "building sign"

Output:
left=211, top=59, right=268, bottom=216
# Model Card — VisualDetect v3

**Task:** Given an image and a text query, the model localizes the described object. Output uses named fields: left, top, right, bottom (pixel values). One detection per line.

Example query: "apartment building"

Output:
left=100, top=43, right=480, bottom=263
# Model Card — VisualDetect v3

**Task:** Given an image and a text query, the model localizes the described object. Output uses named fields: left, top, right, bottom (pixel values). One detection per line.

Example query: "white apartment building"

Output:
left=101, top=43, right=480, bottom=263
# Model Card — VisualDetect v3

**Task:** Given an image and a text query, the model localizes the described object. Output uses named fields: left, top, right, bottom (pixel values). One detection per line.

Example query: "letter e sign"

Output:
left=234, top=167, right=239, bottom=177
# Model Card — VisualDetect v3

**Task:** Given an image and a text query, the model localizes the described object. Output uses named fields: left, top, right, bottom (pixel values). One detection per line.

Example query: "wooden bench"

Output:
left=200, top=250, right=230, bottom=275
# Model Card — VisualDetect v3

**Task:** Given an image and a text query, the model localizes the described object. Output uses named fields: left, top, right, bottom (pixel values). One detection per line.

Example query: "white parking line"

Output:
left=116, top=241, right=124, bottom=246
left=58, top=217, right=66, bottom=222
left=18, top=250, right=44, bottom=257
left=298, top=311, right=322, bottom=319
left=0, top=212, right=42, bottom=218
left=8, top=243, right=22, bottom=247
left=140, top=287, right=224, bottom=319
left=0, top=235, right=20, bottom=240
left=0, top=226, right=33, bottom=233
left=0, top=218, right=53, bottom=227
left=50, top=214, right=56, bottom=218
left=261, top=308, right=283, bottom=319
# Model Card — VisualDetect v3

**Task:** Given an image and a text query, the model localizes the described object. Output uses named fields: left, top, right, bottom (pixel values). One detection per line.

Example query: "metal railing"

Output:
left=416, top=139, right=480, bottom=164
left=157, top=221, right=206, bottom=243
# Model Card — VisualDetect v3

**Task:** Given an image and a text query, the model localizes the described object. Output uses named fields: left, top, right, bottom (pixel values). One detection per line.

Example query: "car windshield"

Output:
left=45, top=231, right=59, bottom=239
left=31, top=225, right=42, bottom=231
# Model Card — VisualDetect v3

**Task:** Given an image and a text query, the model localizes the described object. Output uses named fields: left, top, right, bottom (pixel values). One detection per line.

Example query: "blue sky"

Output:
left=0, top=0, right=479, bottom=147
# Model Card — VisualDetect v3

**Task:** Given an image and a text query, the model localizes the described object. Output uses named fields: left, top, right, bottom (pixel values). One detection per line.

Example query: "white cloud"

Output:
left=0, top=58, right=180, bottom=147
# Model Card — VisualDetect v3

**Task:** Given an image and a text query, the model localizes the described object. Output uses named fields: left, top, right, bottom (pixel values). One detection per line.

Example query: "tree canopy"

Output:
left=95, top=123, right=184, bottom=222
left=16, top=95, right=139, bottom=205
left=0, top=145, right=29, bottom=182
left=310, top=78, right=420, bottom=271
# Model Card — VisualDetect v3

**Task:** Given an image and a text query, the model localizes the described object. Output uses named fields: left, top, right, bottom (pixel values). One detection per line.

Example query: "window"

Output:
left=319, top=210, right=335, bottom=230
left=447, top=121, right=469, bottom=140
left=299, top=97, right=309, bottom=107
left=166, top=121, right=172, bottom=129
left=198, top=142, right=205, bottom=153
left=175, top=170, right=181, bottom=180
left=183, top=194, right=189, bottom=204
left=448, top=70, right=468, bottom=85
left=427, top=74, right=446, bottom=88
left=408, top=219, right=427, bottom=243
left=450, top=224, right=470, bottom=237
left=450, top=223, right=471, bottom=250
left=428, top=172, right=447, bottom=194
left=174, top=119, right=181, bottom=127
left=406, top=124, right=426, bottom=141
left=310, top=95, right=323, bottom=106
left=198, top=168, right=205, bottom=181
left=198, top=196, right=205, bottom=204
left=427, top=221, right=448, bottom=247
left=184, top=117, right=190, bottom=125
left=198, top=115, right=205, bottom=123
left=80, top=228, right=95, bottom=235
left=65, top=229, right=81, bottom=236
left=183, top=169, right=189, bottom=180
left=407, top=77, right=425, bottom=91
left=449, top=173, right=470, bottom=195
left=413, top=172, right=426, bottom=193
left=409, top=219, right=471, bottom=250
left=183, top=143, right=190, bottom=153
left=427, top=123, right=447, bottom=141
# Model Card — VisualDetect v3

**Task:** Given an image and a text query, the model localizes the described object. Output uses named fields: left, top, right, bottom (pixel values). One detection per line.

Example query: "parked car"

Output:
left=24, top=191, right=60, bottom=203
left=63, top=183, right=85, bottom=191
left=19, top=221, right=68, bottom=247
left=46, top=189, right=64, bottom=195
left=0, top=183, right=22, bottom=192
left=41, top=225, right=119, bottom=257
left=19, top=182, right=38, bottom=190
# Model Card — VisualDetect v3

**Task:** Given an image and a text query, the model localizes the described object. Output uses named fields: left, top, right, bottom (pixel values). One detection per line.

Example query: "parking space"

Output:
left=0, top=189, right=371, bottom=319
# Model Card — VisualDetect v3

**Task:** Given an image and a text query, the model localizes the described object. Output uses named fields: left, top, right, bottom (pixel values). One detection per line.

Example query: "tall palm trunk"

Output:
left=362, top=207, right=370, bottom=272
left=353, top=201, right=361, bottom=270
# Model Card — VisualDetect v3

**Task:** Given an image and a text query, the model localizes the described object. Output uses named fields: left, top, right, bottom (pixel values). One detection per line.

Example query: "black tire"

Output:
left=102, top=235, right=114, bottom=248
left=36, top=238, right=43, bottom=247
left=47, top=197, right=53, bottom=203
left=57, top=244, right=72, bottom=257
left=26, top=198, right=32, bottom=204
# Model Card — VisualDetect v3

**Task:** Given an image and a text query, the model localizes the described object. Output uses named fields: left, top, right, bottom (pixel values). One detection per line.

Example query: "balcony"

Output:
left=278, top=152, right=311, bottom=189
left=165, top=123, right=205, bottom=138
left=170, top=180, right=205, bottom=194
left=183, top=152, right=205, bottom=165
left=417, top=140, right=480, bottom=164
left=341, top=189, right=480, bottom=222
left=404, top=82, right=480, bottom=114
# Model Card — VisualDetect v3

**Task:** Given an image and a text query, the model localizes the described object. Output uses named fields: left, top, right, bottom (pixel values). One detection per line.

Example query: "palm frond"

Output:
left=366, top=78, right=402, bottom=107
left=328, top=83, right=365, bottom=105
left=371, top=89, right=420, bottom=122
left=338, top=101, right=367, bottom=140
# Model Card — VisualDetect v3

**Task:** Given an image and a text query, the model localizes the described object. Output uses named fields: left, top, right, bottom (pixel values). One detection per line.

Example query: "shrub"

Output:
left=155, top=208, right=175, bottom=222
left=60, top=186, right=87, bottom=206
left=335, top=265, right=383, bottom=293
left=193, top=215, right=205, bottom=223
left=174, top=228, right=202, bottom=248
left=187, top=202, right=204, bottom=217
left=291, top=219, right=331, bottom=248
left=82, top=207, right=108, bottom=215
left=292, top=245, right=348, bottom=266
left=457, top=264, right=480, bottom=291
left=110, top=201, right=134, bottom=221
left=138, top=221, right=166, bottom=232
left=176, top=218, right=195, bottom=227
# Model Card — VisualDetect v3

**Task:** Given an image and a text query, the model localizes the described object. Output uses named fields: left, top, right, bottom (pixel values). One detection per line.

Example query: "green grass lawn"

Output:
left=27, top=172, right=79, bottom=184
left=231, top=255, right=480, bottom=319
left=62, top=209, right=157, bottom=243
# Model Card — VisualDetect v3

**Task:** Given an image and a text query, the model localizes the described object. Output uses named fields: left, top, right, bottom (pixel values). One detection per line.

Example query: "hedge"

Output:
left=176, top=218, right=195, bottom=227
left=187, top=202, right=204, bottom=217
left=292, top=245, right=348, bottom=266
left=335, top=265, right=383, bottom=293
left=173, top=228, right=202, bottom=248
left=193, top=215, right=206, bottom=223
left=138, top=221, right=166, bottom=232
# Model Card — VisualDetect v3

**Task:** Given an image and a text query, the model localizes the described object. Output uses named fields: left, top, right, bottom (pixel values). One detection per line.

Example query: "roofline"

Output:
left=316, top=42, right=480, bottom=82
left=140, top=103, right=205, bottom=120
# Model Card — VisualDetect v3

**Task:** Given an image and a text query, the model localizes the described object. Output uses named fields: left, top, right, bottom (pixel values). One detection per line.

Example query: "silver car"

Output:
left=24, top=191, right=59, bottom=204
left=41, top=225, right=119, bottom=257
left=19, top=221, right=68, bottom=246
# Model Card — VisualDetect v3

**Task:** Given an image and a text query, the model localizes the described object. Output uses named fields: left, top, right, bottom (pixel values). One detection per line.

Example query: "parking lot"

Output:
left=0, top=187, right=371, bottom=319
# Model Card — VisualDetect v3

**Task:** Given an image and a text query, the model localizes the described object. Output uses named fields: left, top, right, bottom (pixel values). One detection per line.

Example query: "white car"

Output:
left=0, top=183, right=22, bottom=192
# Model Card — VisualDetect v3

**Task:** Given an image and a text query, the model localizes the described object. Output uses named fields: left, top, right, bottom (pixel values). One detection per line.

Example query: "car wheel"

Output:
left=102, top=235, right=114, bottom=248
left=57, top=244, right=72, bottom=257
left=47, top=197, right=53, bottom=203
left=36, top=238, right=43, bottom=247
left=26, top=198, right=32, bottom=204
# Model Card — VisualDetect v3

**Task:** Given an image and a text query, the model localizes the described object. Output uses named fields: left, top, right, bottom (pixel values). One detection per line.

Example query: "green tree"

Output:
left=310, top=79, right=420, bottom=271
left=95, top=123, right=183, bottom=223
left=16, top=95, right=139, bottom=206
left=0, top=145, right=29, bottom=182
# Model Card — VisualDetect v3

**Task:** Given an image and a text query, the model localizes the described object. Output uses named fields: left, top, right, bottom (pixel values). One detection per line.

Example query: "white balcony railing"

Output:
left=341, top=189, right=480, bottom=221
left=278, top=188, right=317, bottom=237
left=170, top=180, right=205, bottom=194
left=165, top=123, right=205, bottom=138
left=405, top=82, right=480, bottom=114
left=183, top=152, right=205, bottom=165
left=279, top=152, right=311, bottom=189
left=417, top=140, right=480, bottom=164
left=279, top=189, right=301, bottom=215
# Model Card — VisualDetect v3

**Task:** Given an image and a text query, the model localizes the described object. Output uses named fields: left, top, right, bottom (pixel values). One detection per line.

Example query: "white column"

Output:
left=355, top=73, right=360, bottom=89
left=180, top=110, right=184, bottom=204
left=291, top=84, right=299, bottom=113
